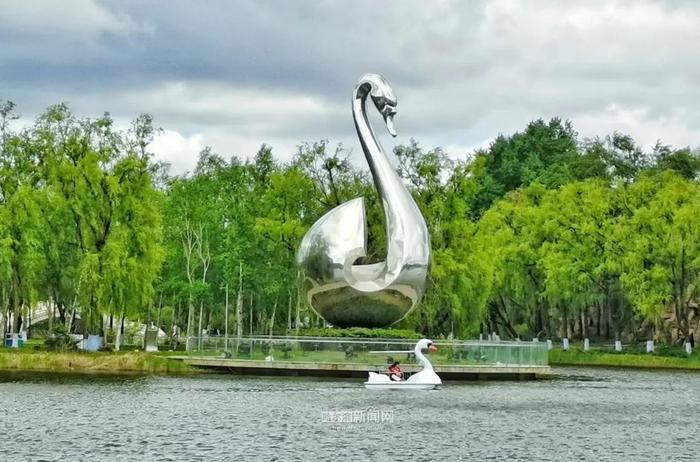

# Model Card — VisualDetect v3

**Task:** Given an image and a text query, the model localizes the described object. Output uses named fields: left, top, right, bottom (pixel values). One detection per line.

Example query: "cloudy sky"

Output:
left=1, top=0, right=699, bottom=173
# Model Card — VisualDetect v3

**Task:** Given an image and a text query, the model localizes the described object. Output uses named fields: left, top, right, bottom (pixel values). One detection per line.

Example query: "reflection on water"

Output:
left=1, top=368, right=698, bottom=461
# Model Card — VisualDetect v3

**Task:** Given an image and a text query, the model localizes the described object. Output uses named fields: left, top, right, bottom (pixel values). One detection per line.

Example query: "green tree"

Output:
left=466, top=118, right=580, bottom=217
left=617, top=172, right=700, bottom=341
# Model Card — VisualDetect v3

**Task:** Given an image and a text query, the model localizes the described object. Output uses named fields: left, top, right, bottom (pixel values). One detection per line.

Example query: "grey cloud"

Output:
left=2, top=0, right=700, bottom=172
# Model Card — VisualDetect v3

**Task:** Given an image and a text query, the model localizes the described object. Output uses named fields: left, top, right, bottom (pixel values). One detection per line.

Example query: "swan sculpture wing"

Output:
left=297, top=74, right=431, bottom=327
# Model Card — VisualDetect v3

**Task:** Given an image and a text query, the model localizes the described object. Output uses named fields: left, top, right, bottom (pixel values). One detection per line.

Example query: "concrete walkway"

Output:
left=169, top=356, right=551, bottom=380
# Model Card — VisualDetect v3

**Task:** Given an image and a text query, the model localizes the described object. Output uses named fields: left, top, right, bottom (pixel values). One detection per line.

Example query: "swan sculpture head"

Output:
left=297, top=73, right=431, bottom=327
left=357, top=73, right=398, bottom=137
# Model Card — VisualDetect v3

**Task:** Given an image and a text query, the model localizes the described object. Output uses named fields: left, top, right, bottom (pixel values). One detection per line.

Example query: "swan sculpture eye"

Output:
left=372, top=95, right=391, bottom=111
left=382, top=105, right=396, bottom=117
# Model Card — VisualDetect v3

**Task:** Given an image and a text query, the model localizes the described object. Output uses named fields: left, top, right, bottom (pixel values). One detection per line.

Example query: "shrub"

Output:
left=298, top=327, right=421, bottom=339
left=653, top=344, right=687, bottom=358
left=44, top=325, right=78, bottom=352
left=514, top=323, right=532, bottom=340
left=344, top=345, right=356, bottom=359
left=280, top=343, right=293, bottom=359
left=238, top=341, right=251, bottom=356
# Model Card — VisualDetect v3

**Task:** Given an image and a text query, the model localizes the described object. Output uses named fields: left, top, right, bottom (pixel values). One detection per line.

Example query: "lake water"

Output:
left=1, top=367, right=698, bottom=461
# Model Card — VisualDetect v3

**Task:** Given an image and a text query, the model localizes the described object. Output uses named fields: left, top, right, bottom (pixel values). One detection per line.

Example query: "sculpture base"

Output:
left=307, top=284, right=416, bottom=328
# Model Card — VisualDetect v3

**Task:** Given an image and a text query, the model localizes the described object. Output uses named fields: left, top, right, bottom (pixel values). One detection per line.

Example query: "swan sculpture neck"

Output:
left=346, top=74, right=430, bottom=292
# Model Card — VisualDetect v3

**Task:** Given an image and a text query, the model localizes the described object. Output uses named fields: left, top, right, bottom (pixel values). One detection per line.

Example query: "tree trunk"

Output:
left=14, top=311, right=22, bottom=334
left=49, top=298, right=54, bottom=332
left=224, top=283, right=229, bottom=351
left=183, top=222, right=196, bottom=351
left=56, top=301, right=65, bottom=324
left=114, top=310, right=124, bottom=351
left=69, top=307, right=76, bottom=333
left=186, top=295, right=194, bottom=351
left=258, top=304, right=266, bottom=335
left=27, top=303, right=33, bottom=338
left=561, top=305, right=568, bottom=339
left=679, top=248, right=688, bottom=339
left=269, top=300, right=277, bottom=340
left=249, top=293, right=253, bottom=336
left=236, top=262, right=243, bottom=352
left=12, top=295, right=21, bottom=333
left=171, top=299, right=178, bottom=348
left=156, top=293, right=163, bottom=331
left=533, top=303, right=542, bottom=337
left=615, top=293, right=624, bottom=341
left=494, top=297, right=518, bottom=339
left=236, top=290, right=243, bottom=352
left=197, top=300, right=204, bottom=351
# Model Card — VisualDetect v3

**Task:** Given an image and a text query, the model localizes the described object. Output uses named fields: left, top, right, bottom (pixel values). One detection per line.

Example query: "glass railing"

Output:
left=179, top=336, right=549, bottom=367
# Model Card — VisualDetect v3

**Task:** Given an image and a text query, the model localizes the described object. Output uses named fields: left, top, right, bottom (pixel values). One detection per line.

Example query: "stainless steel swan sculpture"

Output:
left=297, top=73, right=431, bottom=327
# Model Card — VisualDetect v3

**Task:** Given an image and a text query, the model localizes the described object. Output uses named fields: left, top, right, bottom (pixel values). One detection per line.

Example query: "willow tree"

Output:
left=617, top=172, right=700, bottom=341
left=0, top=101, right=49, bottom=334
left=4, top=186, right=46, bottom=332
left=23, top=104, right=164, bottom=336
left=421, top=166, right=494, bottom=338
left=476, top=185, right=550, bottom=339
left=537, top=180, right=629, bottom=340
left=387, top=141, right=493, bottom=337
left=0, top=205, right=11, bottom=334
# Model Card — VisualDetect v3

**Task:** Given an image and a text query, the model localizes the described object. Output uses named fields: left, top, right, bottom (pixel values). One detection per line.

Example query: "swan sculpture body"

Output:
left=364, top=339, right=442, bottom=390
left=297, top=73, right=431, bottom=327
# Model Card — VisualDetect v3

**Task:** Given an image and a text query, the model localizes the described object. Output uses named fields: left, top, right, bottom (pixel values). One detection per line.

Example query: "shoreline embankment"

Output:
left=3, top=348, right=700, bottom=377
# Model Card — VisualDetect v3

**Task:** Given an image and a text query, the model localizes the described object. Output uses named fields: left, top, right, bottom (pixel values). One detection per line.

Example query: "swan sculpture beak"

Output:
left=385, top=113, right=397, bottom=137
left=429, top=344, right=438, bottom=353
left=383, top=109, right=397, bottom=137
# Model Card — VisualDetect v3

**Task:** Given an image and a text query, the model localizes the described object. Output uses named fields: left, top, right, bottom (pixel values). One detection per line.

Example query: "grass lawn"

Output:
left=549, top=347, right=700, bottom=370
left=0, top=348, right=194, bottom=374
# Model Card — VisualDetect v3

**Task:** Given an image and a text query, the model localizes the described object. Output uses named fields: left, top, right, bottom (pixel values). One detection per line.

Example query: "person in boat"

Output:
left=388, top=361, right=403, bottom=381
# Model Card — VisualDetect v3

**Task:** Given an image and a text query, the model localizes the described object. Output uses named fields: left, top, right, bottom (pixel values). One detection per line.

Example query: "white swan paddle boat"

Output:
left=364, top=339, right=442, bottom=390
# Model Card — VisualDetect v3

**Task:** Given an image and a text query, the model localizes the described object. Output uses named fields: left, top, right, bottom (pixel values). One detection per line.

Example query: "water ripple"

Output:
left=1, top=368, right=699, bottom=460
